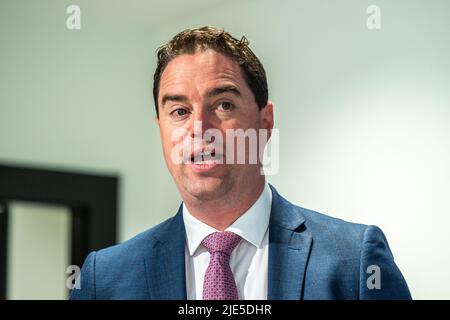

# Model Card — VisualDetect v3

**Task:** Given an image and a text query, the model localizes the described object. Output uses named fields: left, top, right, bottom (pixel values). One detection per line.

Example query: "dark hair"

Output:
left=153, top=26, right=268, bottom=117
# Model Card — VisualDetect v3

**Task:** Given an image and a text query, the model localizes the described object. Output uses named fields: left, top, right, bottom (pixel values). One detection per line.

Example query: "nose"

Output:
left=188, top=107, right=214, bottom=139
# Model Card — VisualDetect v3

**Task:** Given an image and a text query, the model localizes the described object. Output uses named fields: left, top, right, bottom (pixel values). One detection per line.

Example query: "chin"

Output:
left=182, top=176, right=232, bottom=201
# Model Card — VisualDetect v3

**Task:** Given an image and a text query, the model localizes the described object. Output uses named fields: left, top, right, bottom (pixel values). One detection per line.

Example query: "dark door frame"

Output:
left=0, top=163, right=118, bottom=299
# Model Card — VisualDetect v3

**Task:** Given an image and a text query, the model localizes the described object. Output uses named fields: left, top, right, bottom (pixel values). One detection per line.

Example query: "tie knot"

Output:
left=202, top=231, right=242, bottom=255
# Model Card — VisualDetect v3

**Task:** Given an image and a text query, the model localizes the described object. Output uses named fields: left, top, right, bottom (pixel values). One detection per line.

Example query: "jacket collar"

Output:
left=267, top=184, right=312, bottom=300
left=144, top=204, right=187, bottom=299
left=144, top=184, right=312, bottom=300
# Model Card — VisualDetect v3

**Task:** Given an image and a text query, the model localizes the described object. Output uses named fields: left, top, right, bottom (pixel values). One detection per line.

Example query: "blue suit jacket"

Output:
left=70, top=185, right=411, bottom=300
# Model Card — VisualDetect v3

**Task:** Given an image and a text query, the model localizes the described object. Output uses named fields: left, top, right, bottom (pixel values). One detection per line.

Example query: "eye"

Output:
left=171, top=108, right=189, bottom=118
left=217, top=101, right=234, bottom=111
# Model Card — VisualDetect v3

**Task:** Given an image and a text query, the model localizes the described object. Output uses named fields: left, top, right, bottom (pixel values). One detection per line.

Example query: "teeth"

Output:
left=189, top=150, right=216, bottom=164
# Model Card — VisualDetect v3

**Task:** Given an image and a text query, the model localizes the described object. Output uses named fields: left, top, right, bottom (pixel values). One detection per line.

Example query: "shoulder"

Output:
left=295, top=205, right=390, bottom=252
left=270, top=186, right=386, bottom=261
left=298, top=205, right=392, bottom=256
left=70, top=212, right=182, bottom=299
left=95, top=213, right=178, bottom=263
left=271, top=186, right=371, bottom=248
left=272, top=192, right=412, bottom=299
left=70, top=214, right=180, bottom=299
left=299, top=206, right=369, bottom=244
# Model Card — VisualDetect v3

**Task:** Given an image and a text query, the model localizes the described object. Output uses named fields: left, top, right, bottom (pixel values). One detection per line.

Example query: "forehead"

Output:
left=159, top=50, right=247, bottom=96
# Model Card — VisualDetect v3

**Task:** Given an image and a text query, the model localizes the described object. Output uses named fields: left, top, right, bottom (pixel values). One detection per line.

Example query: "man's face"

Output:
left=156, top=49, right=273, bottom=201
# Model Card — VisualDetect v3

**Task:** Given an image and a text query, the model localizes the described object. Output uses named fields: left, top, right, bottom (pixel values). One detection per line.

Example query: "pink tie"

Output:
left=202, top=231, right=242, bottom=300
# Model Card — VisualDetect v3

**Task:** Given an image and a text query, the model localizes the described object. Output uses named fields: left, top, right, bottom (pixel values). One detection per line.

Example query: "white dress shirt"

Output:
left=183, top=182, right=272, bottom=300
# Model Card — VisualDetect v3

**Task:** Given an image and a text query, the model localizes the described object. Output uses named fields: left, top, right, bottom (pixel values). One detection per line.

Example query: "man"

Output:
left=70, top=27, right=411, bottom=300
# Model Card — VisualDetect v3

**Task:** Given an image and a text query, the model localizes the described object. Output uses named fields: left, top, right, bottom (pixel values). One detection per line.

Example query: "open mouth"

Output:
left=190, top=149, right=217, bottom=164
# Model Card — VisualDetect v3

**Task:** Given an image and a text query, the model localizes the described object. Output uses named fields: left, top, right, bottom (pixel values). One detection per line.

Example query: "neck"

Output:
left=183, top=177, right=266, bottom=231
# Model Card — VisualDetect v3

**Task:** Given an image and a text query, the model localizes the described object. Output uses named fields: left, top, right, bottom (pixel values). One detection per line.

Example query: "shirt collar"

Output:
left=183, top=182, right=272, bottom=256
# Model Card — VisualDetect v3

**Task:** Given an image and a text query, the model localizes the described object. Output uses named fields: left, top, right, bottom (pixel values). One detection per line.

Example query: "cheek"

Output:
left=160, top=126, right=190, bottom=169
left=223, top=118, right=260, bottom=134
left=159, top=130, right=176, bottom=164
left=160, top=124, right=184, bottom=149
left=160, top=132, right=172, bottom=151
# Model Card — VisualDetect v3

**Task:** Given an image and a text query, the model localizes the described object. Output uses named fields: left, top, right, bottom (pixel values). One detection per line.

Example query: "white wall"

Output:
left=7, top=201, right=70, bottom=299
left=0, top=0, right=449, bottom=299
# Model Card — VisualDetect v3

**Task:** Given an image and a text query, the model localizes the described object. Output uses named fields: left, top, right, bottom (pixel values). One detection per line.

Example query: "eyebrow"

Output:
left=206, top=85, right=241, bottom=99
left=160, top=85, right=241, bottom=108
left=161, top=94, right=189, bottom=107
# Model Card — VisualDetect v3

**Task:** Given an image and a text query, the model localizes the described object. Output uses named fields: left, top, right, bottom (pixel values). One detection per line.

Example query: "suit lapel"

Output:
left=144, top=206, right=187, bottom=299
left=268, top=185, right=313, bottom=300
left=143, top=185, right=312, bottom=300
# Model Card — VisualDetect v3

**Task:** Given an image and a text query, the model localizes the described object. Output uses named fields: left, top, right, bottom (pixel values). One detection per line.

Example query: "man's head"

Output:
left=153, top=26, right=268, bottom=118
left=154, top=26, right=274, bottom=204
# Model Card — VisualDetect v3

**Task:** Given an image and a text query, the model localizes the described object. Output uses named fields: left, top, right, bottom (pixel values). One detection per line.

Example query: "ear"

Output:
left=260, top=101, right=274, bottom=134
left=154, top=116, right=160, bottom=127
